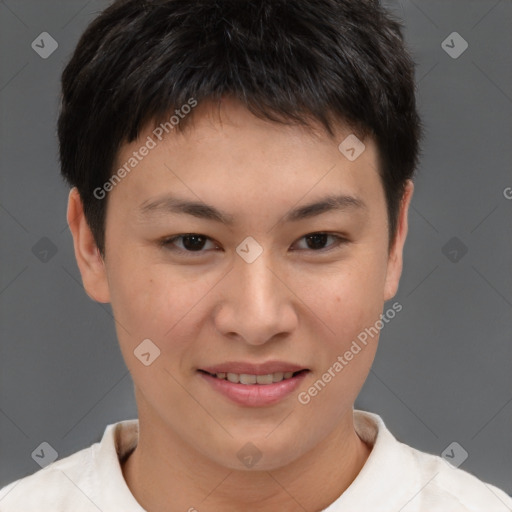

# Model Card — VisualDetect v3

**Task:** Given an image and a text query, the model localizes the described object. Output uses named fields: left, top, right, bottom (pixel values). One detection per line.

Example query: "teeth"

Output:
left=214, top=371, right=299, bottom=385
left=239, top=373, right=257, bottom=385
left=256, top=374, right=274, bottom=385
left=272, top=372, right=284, bottom=382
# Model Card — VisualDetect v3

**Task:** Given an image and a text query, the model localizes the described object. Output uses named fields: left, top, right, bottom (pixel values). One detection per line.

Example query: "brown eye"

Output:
left=293, top=233, right=348, bottom=252
left=161, top=234, right=218, bottom=254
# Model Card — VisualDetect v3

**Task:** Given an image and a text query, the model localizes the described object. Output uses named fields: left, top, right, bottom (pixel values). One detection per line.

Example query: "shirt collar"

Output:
left=321, top=409, right=420, bottom=511
left=92, top=418, right=144, bottom=511
left=91, top=409, right=419, bottom=511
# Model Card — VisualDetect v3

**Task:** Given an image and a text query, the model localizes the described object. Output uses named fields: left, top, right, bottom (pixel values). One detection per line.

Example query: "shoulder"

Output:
left=404, top=443, right=512, bottom=511
left=0, top=443, right=99, bottom=512
left=0, top=420, right=140, bottom=512
left=352, top=410, right=512, bottom=511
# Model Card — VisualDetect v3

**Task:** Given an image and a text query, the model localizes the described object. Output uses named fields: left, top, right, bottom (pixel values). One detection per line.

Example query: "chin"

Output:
left=218, top=436, right=307, bottom=472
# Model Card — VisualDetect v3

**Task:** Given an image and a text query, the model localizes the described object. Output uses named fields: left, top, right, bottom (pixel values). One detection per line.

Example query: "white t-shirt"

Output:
left=1, top=409, right=511, bottom=511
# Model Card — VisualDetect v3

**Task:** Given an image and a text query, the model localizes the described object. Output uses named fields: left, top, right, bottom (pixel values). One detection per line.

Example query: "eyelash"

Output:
left=159, top=232, right=349, bottom=256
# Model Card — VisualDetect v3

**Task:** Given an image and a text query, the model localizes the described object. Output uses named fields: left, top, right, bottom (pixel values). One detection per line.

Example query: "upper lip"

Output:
left=199, top=361, right=308, bottom=375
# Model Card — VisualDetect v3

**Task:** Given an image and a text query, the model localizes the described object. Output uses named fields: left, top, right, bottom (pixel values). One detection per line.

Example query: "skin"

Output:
left=68, top=97, right=413, bottom=512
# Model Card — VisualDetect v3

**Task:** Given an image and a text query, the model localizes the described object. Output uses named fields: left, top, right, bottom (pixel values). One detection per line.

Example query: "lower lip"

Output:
left=199, top=371, right=308, bottom=407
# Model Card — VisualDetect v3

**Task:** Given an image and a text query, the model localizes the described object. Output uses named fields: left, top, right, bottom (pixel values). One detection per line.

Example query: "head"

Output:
left=61, top=0, right=421, bottom=470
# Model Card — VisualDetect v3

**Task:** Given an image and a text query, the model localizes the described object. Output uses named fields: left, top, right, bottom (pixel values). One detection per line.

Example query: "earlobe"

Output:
left=383, top=180, right=414, bottom=302
left=67, top=188, right=111, bottom=303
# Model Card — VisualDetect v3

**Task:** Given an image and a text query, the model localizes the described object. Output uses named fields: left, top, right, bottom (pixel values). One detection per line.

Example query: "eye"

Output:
left=292, top=232, right=348, bottom=252
left=160, top=233, right=219, bottom=255
left=160, top=232, right=348, bottom=256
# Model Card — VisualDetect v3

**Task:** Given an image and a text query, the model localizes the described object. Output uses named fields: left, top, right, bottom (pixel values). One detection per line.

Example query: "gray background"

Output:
left=1, top=0, right=511, bottom=497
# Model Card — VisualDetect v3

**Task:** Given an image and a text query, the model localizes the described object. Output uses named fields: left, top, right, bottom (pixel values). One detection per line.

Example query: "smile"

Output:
left=197, top=366, right=310, bottom=407
left=199, top=370, right=307, bottom=385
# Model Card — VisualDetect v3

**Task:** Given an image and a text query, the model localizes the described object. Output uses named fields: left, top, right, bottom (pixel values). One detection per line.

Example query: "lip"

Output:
left=199, top=369, right=309, bottom=407
left=199, top=361, right=307, bottom=375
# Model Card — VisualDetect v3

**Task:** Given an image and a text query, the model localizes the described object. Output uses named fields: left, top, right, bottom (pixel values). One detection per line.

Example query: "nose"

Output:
left=213, top=246, right=298, bottom=346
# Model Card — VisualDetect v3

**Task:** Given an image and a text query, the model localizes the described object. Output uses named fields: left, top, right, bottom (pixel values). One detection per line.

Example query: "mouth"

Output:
left=197, top=369, right=308, bottom=385
left=197, top=363, right=310, bottom=407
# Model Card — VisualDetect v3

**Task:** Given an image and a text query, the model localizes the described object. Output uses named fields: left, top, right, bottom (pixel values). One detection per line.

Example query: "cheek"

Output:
left=106, top=258, right=214, bottom=358
left=300, top=288, right=381, bottom=420
left=309, top=254, right=387, bottom=336
left=303, top=252, right=387, bottom=394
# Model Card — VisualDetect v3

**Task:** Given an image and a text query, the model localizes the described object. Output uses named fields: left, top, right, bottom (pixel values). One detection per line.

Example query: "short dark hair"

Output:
left=58, top=0, right=422, bottom=256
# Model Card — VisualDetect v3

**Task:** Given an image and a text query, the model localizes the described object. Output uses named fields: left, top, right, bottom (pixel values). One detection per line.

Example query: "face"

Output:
left=69, top=98, right=412, bottom=471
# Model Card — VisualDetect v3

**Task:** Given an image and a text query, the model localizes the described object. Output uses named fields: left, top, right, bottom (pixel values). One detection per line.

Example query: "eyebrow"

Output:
left=138, top=193, right=367, bottom=225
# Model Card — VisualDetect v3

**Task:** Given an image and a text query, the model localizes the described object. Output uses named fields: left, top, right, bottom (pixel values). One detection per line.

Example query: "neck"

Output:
left=122, top=411, right=371, bottom=512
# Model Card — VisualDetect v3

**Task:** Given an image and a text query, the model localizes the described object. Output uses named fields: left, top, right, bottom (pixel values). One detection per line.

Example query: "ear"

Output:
left=383, top=180, right=414, bottom=302
left=67, top=188, right=110, bottom=303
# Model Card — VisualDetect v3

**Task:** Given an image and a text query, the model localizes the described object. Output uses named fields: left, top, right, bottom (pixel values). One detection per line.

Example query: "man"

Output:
left=1, top=0, right=511, bottom=510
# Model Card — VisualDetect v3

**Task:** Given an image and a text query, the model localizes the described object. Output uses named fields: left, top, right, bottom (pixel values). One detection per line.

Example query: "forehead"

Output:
left=111, top=99, right=383, bottom=221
